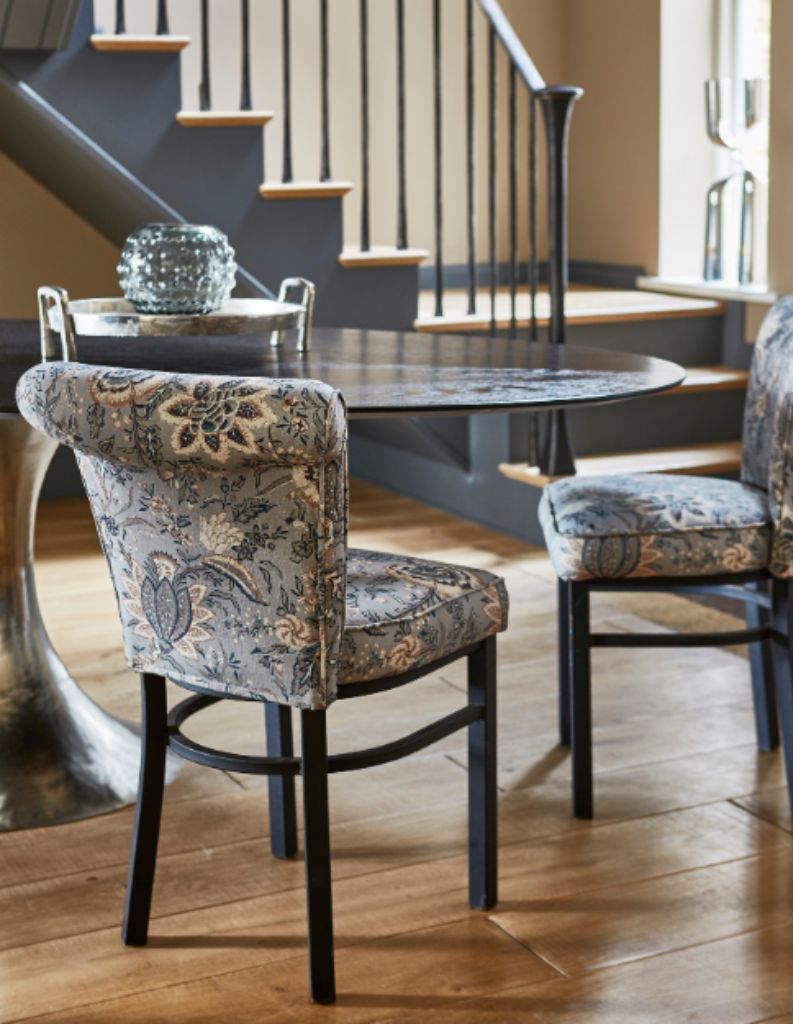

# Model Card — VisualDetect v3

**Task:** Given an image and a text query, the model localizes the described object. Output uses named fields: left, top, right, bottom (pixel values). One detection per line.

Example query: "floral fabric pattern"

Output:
left=17, top=362, right=508, bottom=708
left=341, top=549, right=508, bottom=682
left=539, top=473, right=771, bottom=581
left=741, top=295, right=793, bottom=577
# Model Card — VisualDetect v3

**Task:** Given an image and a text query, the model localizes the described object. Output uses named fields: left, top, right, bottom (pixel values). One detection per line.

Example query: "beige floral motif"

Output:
left=123, top=555, right=214, bottom=661
left=276, top=614, right=316, bottom=648
left=292, top=466, right=321, bottom=509
left=160, top=381, right=277, bottom=462
left=388, top=635, right=422, bottom=671
left=87, top=371, right=165, bottom=409
left=200, top=512, right=244, bottom=554
left=723, top=543, right=754, bottom=572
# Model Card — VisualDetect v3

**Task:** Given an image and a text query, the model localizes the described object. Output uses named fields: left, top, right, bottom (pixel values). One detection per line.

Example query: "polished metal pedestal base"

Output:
left=0, top=415, right=176, bottom=831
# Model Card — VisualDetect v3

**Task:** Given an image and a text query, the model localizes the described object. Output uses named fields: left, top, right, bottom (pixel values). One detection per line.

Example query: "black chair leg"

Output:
left=265, top=703, right=298, bottom=858
left=300, top=709, right=335, bottom=1004
left=122, top=673, right=168, bottom=946
left=467, top=635, right=498, bottom=910
left=746, top=580, right=779, bottom=751
left=558, top=578, right=572, bottom=746
left=569, top=581, right=593, bottom=819
left=771, top=580, right=793, bottom=813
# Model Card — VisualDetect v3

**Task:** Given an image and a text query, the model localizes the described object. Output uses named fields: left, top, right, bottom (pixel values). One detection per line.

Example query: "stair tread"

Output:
left=339, top=247, right=429, bottom=268
left=90, top=34, right=190, bottom=52
left=499, top=441, right=742, bottom=488
left=415, top=285, right=724, bottom=332
left=671, top=365, right=749, bottom=393
left=176, top=110, right=273, bottom=126
left=258, top=181, right=354, bottom=199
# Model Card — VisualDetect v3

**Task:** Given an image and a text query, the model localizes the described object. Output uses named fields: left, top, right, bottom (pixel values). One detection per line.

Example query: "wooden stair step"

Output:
left=339, top=247, right=430, bottom=268
left=414, top=285, right=724, bottom=333
left=669, top=366, right=749, bottom=394
left=258, top=181, right=354, bottom=199
left=499, top=441, right=743, bottom=489
left=176, top=110, right=273, bottom=127
left=90, top=34, right=190, bottom=52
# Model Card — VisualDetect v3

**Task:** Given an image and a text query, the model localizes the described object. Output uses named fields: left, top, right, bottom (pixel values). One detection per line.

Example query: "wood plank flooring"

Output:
left=2, top=479, right=791, bottom=1022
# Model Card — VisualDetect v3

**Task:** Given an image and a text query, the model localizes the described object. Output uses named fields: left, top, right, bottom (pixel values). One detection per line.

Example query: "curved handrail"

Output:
left=475, top=0, right=545, bottom=93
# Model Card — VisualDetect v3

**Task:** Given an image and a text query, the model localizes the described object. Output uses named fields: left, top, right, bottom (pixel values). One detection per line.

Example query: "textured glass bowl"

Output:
left=117, top=223, right=237, bottom=315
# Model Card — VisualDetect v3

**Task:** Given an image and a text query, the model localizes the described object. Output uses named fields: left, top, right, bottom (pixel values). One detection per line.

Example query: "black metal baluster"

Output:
left=320, top=0, right=331, bottom=180
left=360, top=0, right=370, bottom=251
left=396, top=0, right=407, bottom=249
left=156, top=0, right=169, bottom=34
left=282, top=0, right=293, bottom=182
left=465, top=0, right=476, bottom=314
left=508, top=63, right=517, bottom=337
left=528, top=92, right=538, bottom=341
left=487, top=25, right=497, bottom=332
left=433, top=0, right=443, bottom=317
left=240, top=0, right=252, bottom=111
left=199, top=0, right=211, bottom=111
left=115, top=0, right=125, bottom=34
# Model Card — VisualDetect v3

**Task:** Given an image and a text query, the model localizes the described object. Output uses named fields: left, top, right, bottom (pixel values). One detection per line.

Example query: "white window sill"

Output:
left=637, top=275, right=777, bottom=305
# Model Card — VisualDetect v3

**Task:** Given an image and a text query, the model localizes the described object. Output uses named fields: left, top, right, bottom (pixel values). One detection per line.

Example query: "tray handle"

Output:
left=38, top=286, right=77, bottom=363
left=269, top=277, right=316, bottom=352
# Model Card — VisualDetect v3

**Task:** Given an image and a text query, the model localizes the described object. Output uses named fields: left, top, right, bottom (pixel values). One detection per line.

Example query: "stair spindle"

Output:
left=465, top=0, right=476, bottom=314
left=156, top=0, right=169, bottom=35
left=433, top=0, right=443, bottom=317
left=240, top=0, right=252, bottom=111
left=528, top=92, right=538, bottom=341
left=199, top=0, right=211, bottom=111
left=115, top=0, right=125, bottom=35
left=487, top=24, right=497, bottom=332
left=320, top=0, right=331, bottom=180
left=396, top=0, right=407, bottom=249
left=508, top=63, right=517, bottom=338
left=359, top=0, right=371, bottom=251
left=281, top=0, right=293, bottom=182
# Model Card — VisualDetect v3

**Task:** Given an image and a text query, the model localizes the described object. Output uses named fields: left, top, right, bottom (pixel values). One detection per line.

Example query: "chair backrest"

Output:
left=17, top=362, right=348, bottom=709
left=741, top=295, right=793, bottom=576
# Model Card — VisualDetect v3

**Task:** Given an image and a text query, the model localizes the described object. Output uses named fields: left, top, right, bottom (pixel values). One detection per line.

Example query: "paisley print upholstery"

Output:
left=539, top=295, right=793, bottom=582
left=17, top=362, right=507, bottom=708
left=539, top=474, right=771, bottom=581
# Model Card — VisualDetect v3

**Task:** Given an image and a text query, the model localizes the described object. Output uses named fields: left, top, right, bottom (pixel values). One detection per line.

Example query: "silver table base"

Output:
left=0, top=415, right=174, bottom=832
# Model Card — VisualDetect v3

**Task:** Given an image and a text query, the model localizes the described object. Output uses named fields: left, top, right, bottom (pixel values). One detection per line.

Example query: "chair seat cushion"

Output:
left=340, top=549, right=508, bottom=683
left=539, top=473, right=771, bottom=580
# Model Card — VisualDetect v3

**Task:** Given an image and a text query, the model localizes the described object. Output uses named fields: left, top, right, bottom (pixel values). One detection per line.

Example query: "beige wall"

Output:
left=565, top=0, right=661, bottom=273
left=0, top=151, right=120, bottom=318
left=767, top=0, right=793, bottom=295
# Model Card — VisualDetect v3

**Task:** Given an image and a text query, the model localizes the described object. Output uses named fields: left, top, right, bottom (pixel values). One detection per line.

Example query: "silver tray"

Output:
left=66, top=297, right=306, bottom=337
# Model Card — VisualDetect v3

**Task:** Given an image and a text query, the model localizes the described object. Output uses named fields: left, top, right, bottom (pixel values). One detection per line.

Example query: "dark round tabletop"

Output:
left=0, top=320, right=685, bottom=418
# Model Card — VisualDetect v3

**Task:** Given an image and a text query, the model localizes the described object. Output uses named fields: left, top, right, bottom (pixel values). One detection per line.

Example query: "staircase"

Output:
left=0, top=0, right=751, bottom=544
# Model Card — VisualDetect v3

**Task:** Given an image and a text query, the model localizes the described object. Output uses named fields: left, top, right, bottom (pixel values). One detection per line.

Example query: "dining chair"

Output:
left=538, top=295, right=793, bottom=819
left=17, top=361, right=508, bottom=1004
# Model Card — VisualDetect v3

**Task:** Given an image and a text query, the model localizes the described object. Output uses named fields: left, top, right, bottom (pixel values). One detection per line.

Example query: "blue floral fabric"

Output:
left=741, top=295, right=793, bottom=576
left=539, top=473, right=771, bottom=580
left=17, top=362, right=507, bottom=708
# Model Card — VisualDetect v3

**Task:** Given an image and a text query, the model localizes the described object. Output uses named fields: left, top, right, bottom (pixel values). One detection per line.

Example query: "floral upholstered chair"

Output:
left=537, top=295, right=793, bottom=819
left=17, top=361, right=508, bottom=1005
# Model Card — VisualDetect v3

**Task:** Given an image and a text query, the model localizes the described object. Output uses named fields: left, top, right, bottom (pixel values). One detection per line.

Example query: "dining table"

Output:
left=0, top=317, right=685, bottom=830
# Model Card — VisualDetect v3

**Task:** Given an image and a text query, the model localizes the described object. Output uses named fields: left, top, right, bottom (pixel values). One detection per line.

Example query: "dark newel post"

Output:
left=240, top=0, right=252, bottom=111
left=360, top=0, right=370, bottom=251
left=282, top=0, right=293, bottom=182
left=199, top=0, right=211, bottom=111
left=433, top=0, right=443, bottom=317
left=487, top=25, right=497, bottom=332
left=537, top=85, right=582, bottom=478
left=396, top=0, right=407, bottom=249
left=465, top=0, right=476, bottom=314
left=508, top=64, right=517, bottom=338
left=320, top=0, right=331, bottom=180
left=156, top=0, right=169, bottom=35
left=115, top=0, right=126, bottom=35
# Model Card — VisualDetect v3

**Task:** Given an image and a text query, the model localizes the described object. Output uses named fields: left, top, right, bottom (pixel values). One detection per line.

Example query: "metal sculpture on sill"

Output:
left=703, top=77, right=766, bottom=285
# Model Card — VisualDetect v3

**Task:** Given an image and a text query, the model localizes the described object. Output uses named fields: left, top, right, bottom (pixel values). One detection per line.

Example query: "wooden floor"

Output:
left=3, top=481, right=793, bottom=1023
